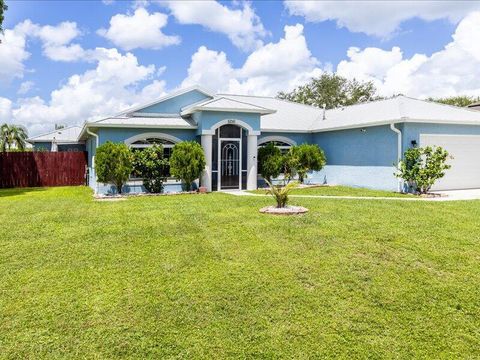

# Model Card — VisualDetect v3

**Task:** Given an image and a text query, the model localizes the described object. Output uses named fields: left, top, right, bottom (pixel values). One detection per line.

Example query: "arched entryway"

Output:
left=201, top=120, right=259, bottom=192
left=213, top=124, right=247, bottom=190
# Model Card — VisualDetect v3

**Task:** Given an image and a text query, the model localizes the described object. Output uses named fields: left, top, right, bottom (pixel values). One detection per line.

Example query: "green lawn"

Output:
left=1, top=187, right=480, bottom=358
left=252, top=185, right=411, bottom=197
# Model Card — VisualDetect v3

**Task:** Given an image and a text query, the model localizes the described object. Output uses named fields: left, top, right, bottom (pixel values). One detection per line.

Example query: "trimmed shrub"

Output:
left=132, top=145, right=168, bottom=193
left=289, top=144, right=326, bottom=183
left=258, top=142, right=282, bottom=183
left=169, top=141, right=206, bottom=191
left=95, top=141, right=133, bottom=194
left=396, top=146, right=451, bottom=194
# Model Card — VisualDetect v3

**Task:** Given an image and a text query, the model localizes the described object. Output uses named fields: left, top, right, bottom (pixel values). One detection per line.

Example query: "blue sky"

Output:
left=1, top=0, right=479, bottom=135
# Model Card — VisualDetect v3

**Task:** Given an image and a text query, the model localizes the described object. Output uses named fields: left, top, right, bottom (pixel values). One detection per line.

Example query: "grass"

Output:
left=251, top=185, right=411, bottom=197
left=1, top=186, right=480, bottom=358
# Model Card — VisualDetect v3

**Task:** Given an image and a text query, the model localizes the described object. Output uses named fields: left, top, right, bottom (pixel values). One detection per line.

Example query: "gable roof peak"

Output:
left=116, top=85, right=215, bottom=117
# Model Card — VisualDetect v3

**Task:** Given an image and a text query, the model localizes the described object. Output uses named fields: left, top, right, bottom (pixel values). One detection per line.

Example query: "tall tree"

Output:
left=277, top=73, right=381, bottom=109
left=0, top=124, right=28, bottom=152
left=427, top=96, right=480, bottom=108
left=0, top=0, right=7, bottom=39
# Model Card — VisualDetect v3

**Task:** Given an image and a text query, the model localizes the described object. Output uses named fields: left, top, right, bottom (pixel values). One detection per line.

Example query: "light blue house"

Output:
left=31, top=85, right=480, bottom=193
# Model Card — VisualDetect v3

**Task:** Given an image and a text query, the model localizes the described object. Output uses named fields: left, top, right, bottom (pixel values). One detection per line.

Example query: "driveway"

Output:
left=433, top=189, right=480, bottom=201
left=227, top=189, right=480, bottom=201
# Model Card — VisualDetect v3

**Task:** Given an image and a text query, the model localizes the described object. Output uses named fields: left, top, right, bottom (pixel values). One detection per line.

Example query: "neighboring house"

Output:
left=40, top=85, right=480, bottom=194
left=27, top=126, right=85, bottom=152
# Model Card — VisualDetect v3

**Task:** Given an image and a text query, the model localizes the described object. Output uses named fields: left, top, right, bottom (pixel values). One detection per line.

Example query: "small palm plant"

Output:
left=0, top=124, right=28, bottom=151
left=264, top=179, right=298, bottom=208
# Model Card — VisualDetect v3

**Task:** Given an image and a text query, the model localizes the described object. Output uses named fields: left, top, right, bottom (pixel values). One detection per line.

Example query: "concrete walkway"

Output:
left=225, top=189, right=480, bottom=202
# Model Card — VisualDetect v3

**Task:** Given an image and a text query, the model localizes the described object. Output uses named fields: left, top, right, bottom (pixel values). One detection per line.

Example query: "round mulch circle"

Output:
left=259, top=205, right=309, bottom=215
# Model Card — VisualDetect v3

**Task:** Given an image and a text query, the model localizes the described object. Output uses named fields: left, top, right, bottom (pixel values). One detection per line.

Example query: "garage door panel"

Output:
left=420, top=134, right=480, bottom=190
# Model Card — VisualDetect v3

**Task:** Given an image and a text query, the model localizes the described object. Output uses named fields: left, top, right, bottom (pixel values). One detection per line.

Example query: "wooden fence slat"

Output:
left=0, top=152, right=87, bottom=188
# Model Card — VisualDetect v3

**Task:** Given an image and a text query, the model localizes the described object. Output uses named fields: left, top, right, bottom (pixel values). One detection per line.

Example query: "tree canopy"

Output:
left=169, top=141, right=206, bottom=191
left=95, top=142, right=133, bottom=194
left=277, top=73, right=381, bottom=109
left=427, top=96, right=480, bottom=108
left=0, top=0, right=7, bottom=38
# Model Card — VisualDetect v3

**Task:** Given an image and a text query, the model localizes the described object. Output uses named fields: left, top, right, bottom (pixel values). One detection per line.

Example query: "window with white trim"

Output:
left=258, top=140, right=293, bottom=154
left=129, top=137, right=175, bottom=178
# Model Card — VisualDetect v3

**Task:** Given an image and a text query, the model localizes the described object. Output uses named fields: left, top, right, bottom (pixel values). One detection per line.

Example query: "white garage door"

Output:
left=420, top=134, right=480, bottom=190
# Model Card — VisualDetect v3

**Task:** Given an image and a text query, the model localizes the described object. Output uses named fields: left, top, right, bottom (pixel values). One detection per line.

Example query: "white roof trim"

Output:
left=116, top=85, right=215, bottom=116
left=258, top=136, right=297, bottom=146
left=130, top=112, right=179, bottom=118
left=181, top=96, right=276, bottom=116
left=86, top=123, right=197, bottom=129
left=124, top=132, right=182, bottom=145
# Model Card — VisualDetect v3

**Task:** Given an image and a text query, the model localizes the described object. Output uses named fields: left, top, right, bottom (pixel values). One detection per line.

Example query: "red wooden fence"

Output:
left=0, top=152, right=88, bottom=188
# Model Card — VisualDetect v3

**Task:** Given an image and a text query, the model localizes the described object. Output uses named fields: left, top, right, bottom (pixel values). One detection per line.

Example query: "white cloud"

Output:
left=8, top=48, right=167, bottom=135
left=98, top=7, right=180, bottom=50
left=336, top=12, right=480, bottom=98
left=182, top=46, right=235, bottom=92
left=17, top=81, right=35, bottom=95
left=0, top=22, right=31, bottom=83
left=285, top=0, right=480, bottom=37
left=182, top=24, right=324, bottom=95
left=0, top=97, right=13, bottom=123
left=18, top=20, right=86, bottom=62
left=161, top=0, right=266, bottom=51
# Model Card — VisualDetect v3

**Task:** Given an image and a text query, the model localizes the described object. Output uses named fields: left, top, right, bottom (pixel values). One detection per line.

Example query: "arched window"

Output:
left=126, top=134, right=180, bottom=179
left=258, top=137, right=295, bottom=155
left=130, top=138, right=176, bottom=161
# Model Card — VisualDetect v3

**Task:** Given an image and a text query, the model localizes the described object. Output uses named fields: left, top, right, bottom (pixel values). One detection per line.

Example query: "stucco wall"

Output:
left=57, top=143, right=86, bottom=152
left=196, top=111, right=261, bottom=134
left=399, top=122, right=480, bottom=151
left=258, top=132, right=313, bottom=145
left=307, top=125, right=399, bottom=190
left=314, top=125, right=397, bottom=166
left=97, top=128, right=197, bottom=145
left=32, top=142, right=52, bottom=151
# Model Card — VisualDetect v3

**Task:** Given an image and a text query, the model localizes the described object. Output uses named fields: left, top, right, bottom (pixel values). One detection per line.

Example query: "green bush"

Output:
left=132, top=145, right=168, bottom=193
left=289, top=144, right=326, bottom=183
left=281, top=150, right=299, bottom=184
left=169, top=141, right=206, bottom=191
left=258, top=142, right=282, bottom=183
left=95, top=142, right=133, bottom=194
left=265, top=179, right=299, bottom=208
left=396, top=146, right=451, bottom=194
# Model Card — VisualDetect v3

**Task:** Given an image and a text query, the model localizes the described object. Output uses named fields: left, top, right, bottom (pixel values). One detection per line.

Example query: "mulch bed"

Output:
left=94, top=191, right=201, bottom=201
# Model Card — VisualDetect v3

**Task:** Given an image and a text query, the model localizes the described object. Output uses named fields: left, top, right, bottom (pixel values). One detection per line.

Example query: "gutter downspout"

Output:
left=390, top=123, right=402, bottom=192
left=86, top=128, right=99, bottom=194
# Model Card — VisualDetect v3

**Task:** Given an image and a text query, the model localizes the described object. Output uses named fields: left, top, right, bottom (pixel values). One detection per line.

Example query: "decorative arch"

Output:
left=258, top=136, right=297, bottom=146
left=202, top=119, right=260, bottom=136
left=124, top=132, right=182, bottom=145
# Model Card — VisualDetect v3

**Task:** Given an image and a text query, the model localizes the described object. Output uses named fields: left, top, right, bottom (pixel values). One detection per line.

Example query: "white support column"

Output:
left=247, top=134, right=258, bottom=190
left=201, top=134, right=213, bottom=192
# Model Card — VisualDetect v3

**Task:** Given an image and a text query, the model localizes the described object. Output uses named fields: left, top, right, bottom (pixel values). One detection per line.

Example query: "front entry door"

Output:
left=220, top=140, right=240, bottom=190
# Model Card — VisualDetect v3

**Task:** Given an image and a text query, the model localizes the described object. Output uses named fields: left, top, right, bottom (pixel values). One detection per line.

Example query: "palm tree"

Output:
left=0, top=124, right=28, bottom=151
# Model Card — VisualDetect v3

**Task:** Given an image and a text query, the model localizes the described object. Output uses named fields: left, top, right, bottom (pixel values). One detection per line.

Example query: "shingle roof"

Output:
left=28, top=126, right=83, bottom=143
